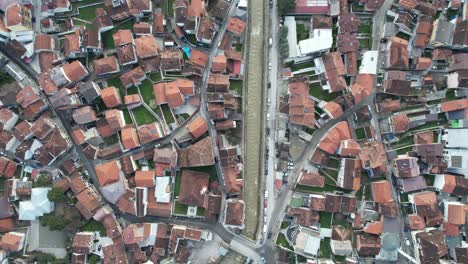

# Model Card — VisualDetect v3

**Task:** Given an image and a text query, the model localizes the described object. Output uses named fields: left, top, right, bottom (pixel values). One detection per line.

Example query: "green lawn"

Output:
left=196, top=207, right=205, bottom=216
left=161, top=104, right=175, bottom=124
left=187, top=166, right=218, bottom=183
left=396, top=146, right=412, bottom=155
left=101, top=19, right=135, bottom=49
left=319, top=212, right=332, bottom=228
left=355, top=127, right=366, bottom=140
left=186, top=34, right=197, bottom=45
left=77, top=4, right=104, bottom=21
left=80, top=220, right=106, bottom=236
left=358, top=23, right=372, bottom=34
left=107, top=77, right=123, bottom=90
left=168, top=0, right=174, bottom=17
left=132, top=107, right=156, bottom=126
left=174, top=200, right=188, bottom=215
left=296, top=184, right=336, bottom=193
left=174, top=171, right=182, bottom=196
left=326, top=158, right=340, bottom=169
left=309, top=83, right=339, bottom=101
left=289, top=61, right=315, bottom=72
left=127, top=86, right=138, bottom=95
left=319, top=238, right=331, bottom=258
left=359, top=39, right=371, bottom=49
left=296, top=23, right=309, bottom=41
left=276, top=233, right=293, bottom=250
left=234, top=43, right=243, bottom=52
left=71, top=0, right=98, bottom=13
left=391, top=136, right=414, bottom=149
left=281, top=221, right=291, bottom=229
left=139, top=79, right=157, bottom=109
left=150, top=72, right=162, bottom=83
left=230, top=80, right=243, bottom=95
left=0, top=71, right=15, bottom=86
left=122, top=109, right=132, bottom=125
left=423, top=174, right=435, bottom=186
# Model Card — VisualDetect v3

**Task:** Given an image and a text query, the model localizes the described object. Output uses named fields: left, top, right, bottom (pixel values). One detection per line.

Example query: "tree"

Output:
left=40, top=215, right=71, bottom=231
left=33, top=173, right=52, bottom=187
left=278, top=0, right=295, bottom=16
left=47, top=187, right=66, bottom=202
left=88, top=255, right=100, bottom=264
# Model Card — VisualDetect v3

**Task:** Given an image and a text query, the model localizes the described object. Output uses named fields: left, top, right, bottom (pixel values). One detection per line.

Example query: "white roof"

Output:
left=19, top=188, right=54, bottom=221
left=359, top=51, right=379, bottom=74
left=298, top=29, right=333, bottom=56
left=155, top=176, right=171, bottom=203
left=304, top=233, right=321, bottom=255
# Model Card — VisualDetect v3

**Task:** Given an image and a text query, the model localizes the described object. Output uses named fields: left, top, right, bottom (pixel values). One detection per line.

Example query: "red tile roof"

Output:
left=95, top=160, right=121, bottom=186
left=227, top=17, right=246, bottom=35
left=371, top=181, right=393, bottom=203
left=102, top=86, right=122, bottom=108
left=134, top=171, right=155, bottom=187
left=322, top=101, right=343, bottom=119
left=440, top=98, right=468, bottom=112
left=319, top=121, right=351, bottom=154
left=113, top=29, right=134, bottom=46
left=186, top=116, right=208, bottom=139
left=121, top=126, right=140, bottom=150
left=179, top=170, right=209, bottom=207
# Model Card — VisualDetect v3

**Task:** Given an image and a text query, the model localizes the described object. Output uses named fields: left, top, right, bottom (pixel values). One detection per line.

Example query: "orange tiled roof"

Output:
left=319, top=121, right=351, bottom=154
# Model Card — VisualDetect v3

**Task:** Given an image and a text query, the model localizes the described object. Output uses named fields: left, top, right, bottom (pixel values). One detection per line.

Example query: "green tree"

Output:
left=277, top=0, right=295, bottom=16
left=33, top=173, right=53, bottom=187
left=88, top=255, right=100, bottom=264
left=40, top=215, right=71, bottom=231
left=36, top=253, right=56, bottom=264
left=47, top=187, right=66, bottom=202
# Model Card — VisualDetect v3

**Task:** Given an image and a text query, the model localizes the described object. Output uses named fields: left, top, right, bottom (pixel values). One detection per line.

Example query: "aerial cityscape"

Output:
left=0, top=0, right=467, bottom=263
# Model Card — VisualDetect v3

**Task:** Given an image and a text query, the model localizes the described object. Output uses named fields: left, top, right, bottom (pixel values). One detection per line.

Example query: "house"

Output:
left=292, top=226, right=321, bottom=258
left=153, top=11, right=165, bottom=34
left=133, top=22, right=152, bottom=35
left=135, top=35, right=158, bottom=59
left=72, top=106, right=97, bottom=124
left=196, top=16, right=217, bottom=45
left=383, top=70, right=411, bottom=96
left=389, top=113, right=409, bottom=133
left=338, top=13, right=361, bottom=33
left=160, top=49, right=183, bottom=73
left=78, top=81, right=101, bottom=103
left=186, top=116, right=208, bottom=139
left=127, top=0, right=152, bottom=18
left=293, top=0, right=330, bottom=15
left=137, top=123, right=162, bottom=144
left=121, top=126, right=140, bottom=150
left=174, top=0, right=188, bottom=26
left=93, top=56, right=120, bottom=76
left=95, top=160, right=122, bottom=187
left=356, top=234, right=381, bottom=257
left=0, top=108, right=19, bottom=131
left=64, top=31, right=85, bottom=59
left=212, top=54, right=227, bottom=73
left=433, top=174, right=468, bottom=196
left=178, top=136, right=215, bottom=167
left=153, top=82, right=185, bottom=109
left=224, top=199, right=244, bottom=228
left=101, top=86, right=122, bottom=108
left=415, top=229, right=447, bottom=263
left=392, top=155, right=420, bottom=178
left=0, top=232, right=25, bottom=252
left=4, top=4, right=33, bottom=37
left=104, top=109, right=126, bottom=133
left=452, top=20, right=468, bottom=48
left=18, top=188, right=54, bottom=221
left=316, top=52, right=347, bottom=92
left=120, top=66, right=146, bottom=88
left=319, top=121, right=351, bottom=154
left=288, top=94, right=315, bottom=129
left=189, top=49, right=209, bottom=70
left=430, top=18, right=455, bottom=46
left=226, top=17, right=246, bottom=36
left=337, top=158, right=361, bottom=191
left=135, top=171, right=155, bottom=188
left=178, top=170, right=209, bottom=207
left=61, top=61, right=89, bottom=84
left=298, top=171, right=325, bottom=187
left=153, top=148, right=178, bottom=173
left=371, top=181, right=393, bottom=203
left=386, top=37, right=409, bottom=70
left=350, top=74, right=374, bottom=103
left=331, top=226, right=353, bottom=256
left=338, top=139, right=360, bottom=157
left=72, top=232, right=95, bottom=255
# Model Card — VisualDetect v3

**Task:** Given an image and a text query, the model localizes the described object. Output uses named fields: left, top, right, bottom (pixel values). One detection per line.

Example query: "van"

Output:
left=269, top=38, right=272, bottom=46
left=268, top=62, right=272, bottom=69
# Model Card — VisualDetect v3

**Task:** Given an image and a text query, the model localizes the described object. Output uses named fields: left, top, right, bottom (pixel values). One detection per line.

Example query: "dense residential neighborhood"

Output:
left=0, top=0, right=466, bottom=263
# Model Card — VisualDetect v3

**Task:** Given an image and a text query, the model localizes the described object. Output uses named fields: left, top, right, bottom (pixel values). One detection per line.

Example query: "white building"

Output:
left=155, top=176, right=171, bottom=203
left=19, top=187, right=54, bottom=221
left=359, top=51, right=379, bottom=74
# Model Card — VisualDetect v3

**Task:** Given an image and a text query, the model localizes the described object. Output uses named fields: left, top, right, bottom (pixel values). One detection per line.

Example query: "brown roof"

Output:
left=137, top=123, right=161, bottom=144
left=319, top=121, right=351, bottom=154
left=371, top=181, right=393, bottom=203
left=338, top=13, right=361, bottom=33
left=120, top=66, right=145, bottom=88
left=104, top=109, right=125, bottom=132
left=135, top=35, right=158, bottom=59
left=387, top=37, right=409, bottom=70
left=390, top=113, right=409, bottom=133
left=350, top=74, right=374, bottom=103
left=227, top=17, right=246, bottom=35
left=309, top=194, right=326, bottom=211
left=414, top=131, right=434, bottom=144
left=75, top=188, right=101, bottom=219
left=212, top=54, right=227, bottom=73
left=116, top=44, right=137, bottom=65
left=160, top=49, right=183, bottom=72
left=288, top=94, right=315, bottom=129
left=186, top=116, right=208, bottom=139
left=72, top=232, right=94, bottom=254
left=189, top=49, right=209, bottom=69
left=153, top=12, right=164, bottom=33
left=446, top=202, right=467, bottom=225
left=133, top=22, right=152, bottom=34
left=121, top=126, right=140, bottom=150
left=408, top=214, right=426, bottom=230
left=72, top=106, right=97, bottom=124
left=113, top=29, right=134, bottom=46
left=63, top=31, right=81, bottom=57
left=34, top=34, right=56, bottom=51
left=178, top=170, right=209, bottom=207
left=416, top=229, right=448, bottom=263
left=339, top=139, right=360, bottom=157
left=225, top=200, right=244, bottom=226
left=62, top=61, right=89, bottom=83
left=440, top=98, right=468, bottom=112
left=356, top=234, right=381, bottom=257
left=13, top=120, right=32, bottom=141
left=207, top=74, right=230, bottom=92
left=102, top=86, right=122, bottom=108
left=393, top=156, right=419, bottom=178
left=0, top=157, right=16, bottom=178
left=134, top=171, right=155, bottom=187
left=298, top=171, right=325, bottom=187
left=95, top=160, right=121, bottom=186
left=178, top=136, right=215, bottom=167
left=196, top=16, right=217, bottom=43
left=93, top=56, right=119, bottom=76
left=0, top=232, right=24, bottom=252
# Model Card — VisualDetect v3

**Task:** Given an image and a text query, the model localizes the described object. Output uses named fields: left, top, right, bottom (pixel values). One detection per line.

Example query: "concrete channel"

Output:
left=242, top=0, right=265, bottom=239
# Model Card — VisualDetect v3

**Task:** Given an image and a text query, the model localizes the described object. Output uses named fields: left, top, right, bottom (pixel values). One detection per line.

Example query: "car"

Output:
left=267, top=98, right=271, bottom=105
left=268, top=62, right=272, bottom=69
left=267, top=232, right=272, bottom=239
left=261, top=257, right=266, bottom=263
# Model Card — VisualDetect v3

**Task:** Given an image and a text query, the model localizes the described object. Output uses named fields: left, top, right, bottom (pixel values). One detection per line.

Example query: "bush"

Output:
left=279, top=26, right=289, bottom=58
left=40, top=215, right=71, bottom=231
left=33, top=173, right=53, bottom=187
